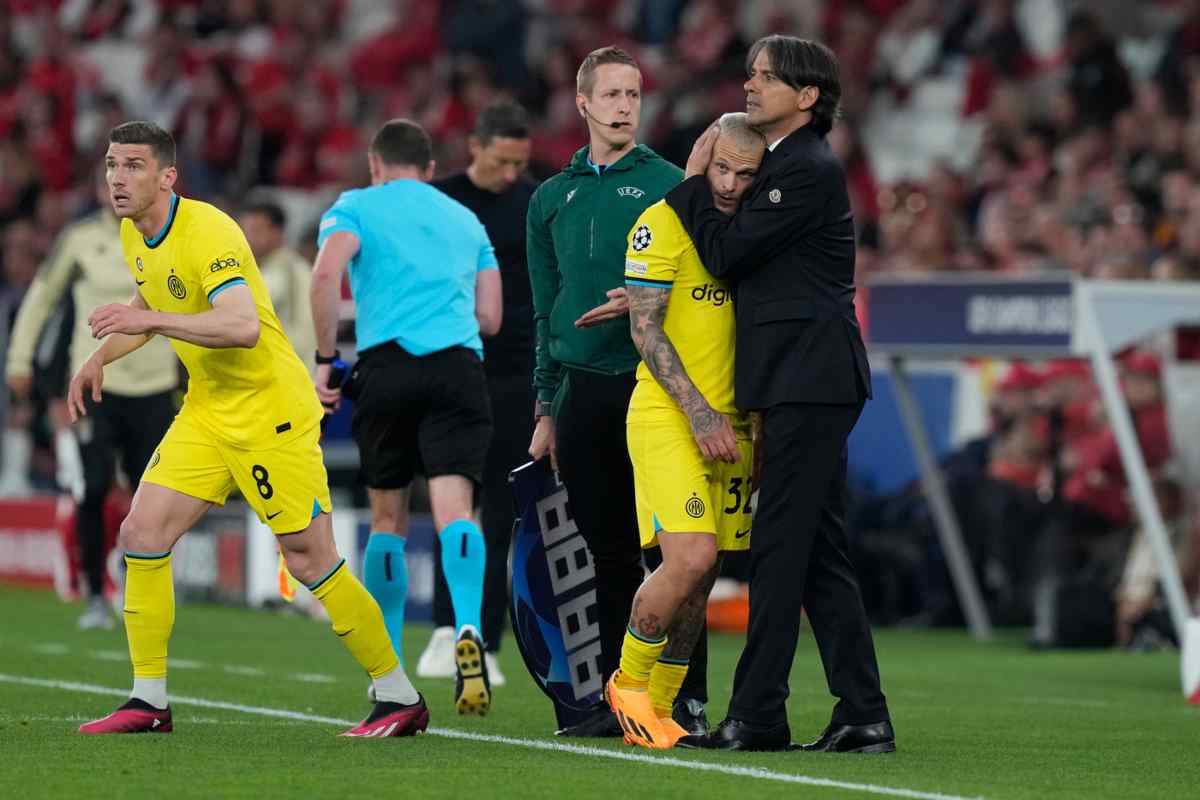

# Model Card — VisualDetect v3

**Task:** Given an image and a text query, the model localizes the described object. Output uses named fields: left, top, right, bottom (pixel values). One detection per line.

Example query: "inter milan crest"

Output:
left=685, top=493, right=706, bottom=519
left=631, top=224, right=652, bottom=252
left=167, top=273, right=187, bottom=299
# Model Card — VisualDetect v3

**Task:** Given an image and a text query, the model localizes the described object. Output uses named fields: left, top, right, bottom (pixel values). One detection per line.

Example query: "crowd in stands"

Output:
left=3, top=0, right=1200, bottom=639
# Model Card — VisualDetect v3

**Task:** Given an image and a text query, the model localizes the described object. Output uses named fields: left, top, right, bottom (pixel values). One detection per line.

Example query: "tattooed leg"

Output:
left=627, top=532, right=719, bottom=641
left=662, top=561, right=720, bottom=661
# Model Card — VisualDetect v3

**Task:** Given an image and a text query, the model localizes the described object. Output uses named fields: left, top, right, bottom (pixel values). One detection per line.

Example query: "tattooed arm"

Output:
left=627, top=284, right=740, bottom=463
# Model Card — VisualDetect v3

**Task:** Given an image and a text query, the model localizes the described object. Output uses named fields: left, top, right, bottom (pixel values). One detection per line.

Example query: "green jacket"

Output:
left=527, top=144, right=683, bottom=404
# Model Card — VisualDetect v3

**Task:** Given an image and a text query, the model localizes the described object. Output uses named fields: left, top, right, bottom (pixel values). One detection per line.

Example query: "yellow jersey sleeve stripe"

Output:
left=626, top=277, right=673, bottom=288
left=207, top=276, right=246, bottom=303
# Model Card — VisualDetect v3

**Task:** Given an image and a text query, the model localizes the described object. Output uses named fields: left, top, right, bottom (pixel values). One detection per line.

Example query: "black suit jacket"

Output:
left=666, top=125, right=871, bottom=410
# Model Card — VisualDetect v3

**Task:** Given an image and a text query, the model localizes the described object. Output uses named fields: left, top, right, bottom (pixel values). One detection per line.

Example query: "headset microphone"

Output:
left=583, top=104, right=626, bottom=130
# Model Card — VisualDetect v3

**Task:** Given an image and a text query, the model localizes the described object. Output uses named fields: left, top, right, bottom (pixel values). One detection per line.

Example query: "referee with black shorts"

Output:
left=419, top=102, right=538, bottom=685
left=312, top=119, right=503, bottom=716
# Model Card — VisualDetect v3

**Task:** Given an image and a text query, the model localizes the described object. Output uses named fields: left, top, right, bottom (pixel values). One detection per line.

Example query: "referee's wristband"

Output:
left=315, top=350, right=341, bottom=365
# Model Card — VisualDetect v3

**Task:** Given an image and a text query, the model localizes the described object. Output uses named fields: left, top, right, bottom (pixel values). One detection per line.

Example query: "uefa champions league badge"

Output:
left=631, top=224, right=652, bottom=252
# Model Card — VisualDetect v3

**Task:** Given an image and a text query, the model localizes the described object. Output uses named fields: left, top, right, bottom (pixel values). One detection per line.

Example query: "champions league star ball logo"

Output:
left=631, top=224, right=652, bottom=252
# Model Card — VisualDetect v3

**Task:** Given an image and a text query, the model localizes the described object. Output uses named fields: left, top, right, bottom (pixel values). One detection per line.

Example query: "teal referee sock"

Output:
left=438, top=519, right=486, bottom=635
left=363, top=533, right=408, bottom=664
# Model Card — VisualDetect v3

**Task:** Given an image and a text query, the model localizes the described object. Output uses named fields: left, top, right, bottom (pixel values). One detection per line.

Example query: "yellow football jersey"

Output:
left=119, top=194, right=321, bottom=449
left=623, top=200, right=740, bottom=417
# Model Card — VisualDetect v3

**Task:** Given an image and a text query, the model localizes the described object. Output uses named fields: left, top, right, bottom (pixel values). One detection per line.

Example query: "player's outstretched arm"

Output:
left=627, top=283, right=740, bottom=464
left=119, top=283, right=259, bottom=348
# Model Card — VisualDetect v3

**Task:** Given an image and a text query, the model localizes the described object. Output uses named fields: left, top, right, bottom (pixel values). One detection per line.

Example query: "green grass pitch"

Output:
left=0, top=585, right=1196, bottom=799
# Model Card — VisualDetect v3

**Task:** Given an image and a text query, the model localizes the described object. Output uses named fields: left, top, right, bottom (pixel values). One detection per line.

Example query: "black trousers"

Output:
left=555, top=368, right=707, bottom=701
left=433, top=367, right=533, bottom=652
left=78, top=391, right=175, bottom=596
left=728, top=400, right=888, bottom=727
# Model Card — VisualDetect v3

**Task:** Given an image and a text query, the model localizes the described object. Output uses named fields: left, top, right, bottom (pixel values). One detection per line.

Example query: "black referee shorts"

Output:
left=348, top=342, right=492, bottom=490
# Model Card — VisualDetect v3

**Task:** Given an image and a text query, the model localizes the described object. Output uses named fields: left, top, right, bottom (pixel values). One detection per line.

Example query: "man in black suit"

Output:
left=665, top=35, right=894, bottom=753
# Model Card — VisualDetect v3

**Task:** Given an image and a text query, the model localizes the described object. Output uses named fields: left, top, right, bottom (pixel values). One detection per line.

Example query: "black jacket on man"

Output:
left=665, top=125, right=870, bottom=410
left=665, top=123, right=889, bottom=733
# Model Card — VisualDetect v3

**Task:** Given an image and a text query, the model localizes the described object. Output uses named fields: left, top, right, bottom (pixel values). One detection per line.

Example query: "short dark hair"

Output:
left=108, top=120, right=176, bottom=167
left=473, top=102, right=530, bottom=145
left=576, top=46, right=640, bottom=97
left=370, top=119, right=432, bottom=168
left=242, top=198, right=286, bottom=230
left=746, top=36, right=841, bottom=136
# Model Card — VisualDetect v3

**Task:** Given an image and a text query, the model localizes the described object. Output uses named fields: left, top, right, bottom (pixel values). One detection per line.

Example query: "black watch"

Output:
left=315, top=350, right=341, bottom=365
left=534, top=399, right=553, bottom=420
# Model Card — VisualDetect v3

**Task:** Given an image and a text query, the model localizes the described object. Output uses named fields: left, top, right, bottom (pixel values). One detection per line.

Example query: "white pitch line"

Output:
left=30, top=643, right=71, bottom=655
left=0, top=673, right=981, bottom=800
left=223, top=665, right=267, bottom=677
left=289, top=673, right=337, bottom=684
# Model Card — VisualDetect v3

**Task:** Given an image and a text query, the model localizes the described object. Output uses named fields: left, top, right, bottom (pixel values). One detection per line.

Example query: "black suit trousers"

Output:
left=728, top=400, right=889, bottom=727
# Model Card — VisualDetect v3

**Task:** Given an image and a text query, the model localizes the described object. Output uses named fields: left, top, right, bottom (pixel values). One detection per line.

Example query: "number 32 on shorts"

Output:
left=724, top=477, right=753, bottom=515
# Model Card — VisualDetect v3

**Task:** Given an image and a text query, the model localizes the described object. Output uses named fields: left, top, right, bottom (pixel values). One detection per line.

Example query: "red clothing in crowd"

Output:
left=1063, top=404, right=1171, bottom=527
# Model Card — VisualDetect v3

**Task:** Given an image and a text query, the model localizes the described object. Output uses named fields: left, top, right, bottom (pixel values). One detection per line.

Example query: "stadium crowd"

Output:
left=3, top=0, right=1200, bottom=644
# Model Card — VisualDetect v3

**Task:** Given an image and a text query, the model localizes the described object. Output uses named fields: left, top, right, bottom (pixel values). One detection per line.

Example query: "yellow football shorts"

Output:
left=142, top=410, right=332, bottom=534
left=627, top=407, right=753, bottom=552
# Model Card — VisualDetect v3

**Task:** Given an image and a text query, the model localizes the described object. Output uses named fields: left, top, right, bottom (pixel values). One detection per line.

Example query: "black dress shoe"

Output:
left=554, top=703, right=623, bottom=737
left=677, top=717, right=792, bottom=752
left=800, top=721, right=895, bottom=753
left=671, top=697, right=709, bottom=737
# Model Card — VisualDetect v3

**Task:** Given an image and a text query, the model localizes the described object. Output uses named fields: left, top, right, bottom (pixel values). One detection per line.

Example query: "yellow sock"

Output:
left=648, top=658, right=689, bottom=717
left=615, top=626, right=667, bottom=689
left=308, top=559, right=399, bottom=679
left=123, top=552, right=175, bottom=678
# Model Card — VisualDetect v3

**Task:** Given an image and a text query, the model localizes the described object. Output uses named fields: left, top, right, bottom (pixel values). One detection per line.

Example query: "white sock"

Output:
left=131, top=677, right=168, bottom=709
left=372, top=665, right=420, bottom=705
left=0, top=429, right=32, bottom=492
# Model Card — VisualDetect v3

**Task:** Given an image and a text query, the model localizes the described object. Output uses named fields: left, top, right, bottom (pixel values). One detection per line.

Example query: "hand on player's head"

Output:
left=704, top=115, right=766, bottom=214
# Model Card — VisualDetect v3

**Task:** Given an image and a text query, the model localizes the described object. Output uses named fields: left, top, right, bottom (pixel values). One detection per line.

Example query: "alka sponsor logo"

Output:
left=692, top=282, right=730, bottom=307
left=966, top=295, right=1071, bottom=336
left=209, top=253, right=240, bottom=273
left=534, top=484, right=602, bottom=700
left=617, top=186, right=645, bottom=199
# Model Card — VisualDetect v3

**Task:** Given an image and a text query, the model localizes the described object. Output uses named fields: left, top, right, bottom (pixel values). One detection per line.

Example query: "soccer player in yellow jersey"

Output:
left=71, top=121, right=426, bottom=738
left=606, top=114, right=766, bottom=748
